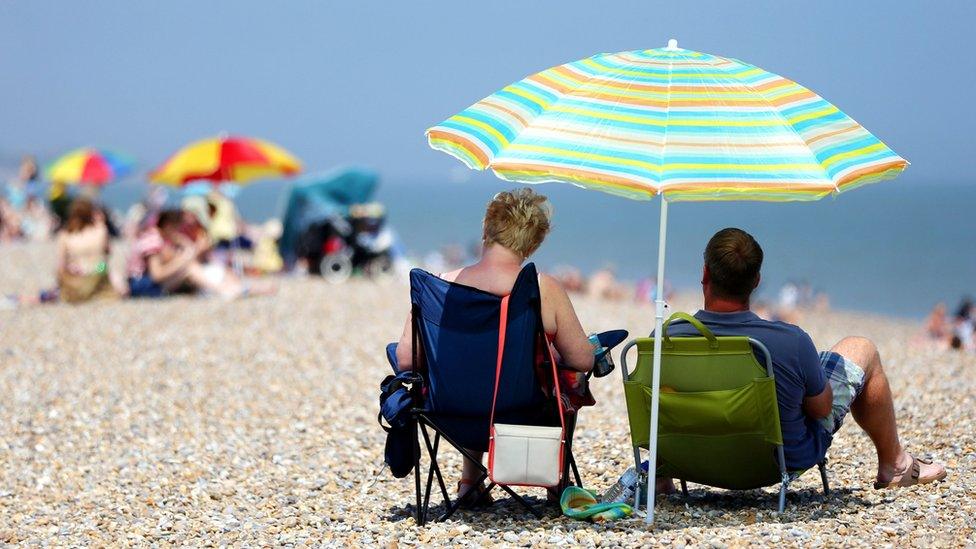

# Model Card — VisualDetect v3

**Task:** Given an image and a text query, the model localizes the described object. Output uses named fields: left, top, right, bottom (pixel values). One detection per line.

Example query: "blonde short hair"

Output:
left=482, top=188, right=552, bottom=258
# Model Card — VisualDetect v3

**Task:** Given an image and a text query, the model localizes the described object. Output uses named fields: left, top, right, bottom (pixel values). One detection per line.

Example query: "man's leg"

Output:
left=830, top=337, right=945, bottom=485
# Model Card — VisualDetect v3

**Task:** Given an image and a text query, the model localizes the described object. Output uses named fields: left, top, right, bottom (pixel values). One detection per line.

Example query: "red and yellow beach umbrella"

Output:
left=46, top=148, right=134, bottom=186
left=149, top=135, right=302, bottom=186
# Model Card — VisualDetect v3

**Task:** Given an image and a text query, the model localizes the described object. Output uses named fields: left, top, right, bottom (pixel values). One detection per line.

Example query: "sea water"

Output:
left=101, top=175, right=974, bottom=319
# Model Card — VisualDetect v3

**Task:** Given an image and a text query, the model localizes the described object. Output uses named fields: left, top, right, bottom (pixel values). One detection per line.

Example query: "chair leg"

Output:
left=777, top=474, right=789, bottom=514
left=564, top=414, right=581, bottom=487
left=680, top=479, right=688, bottom=497
left=497, top=483, right=544, bottom=518
left=571, top=454, right=582, bottom=488
left=632, top=447, right=643, bottom=511
left=419, top=426, right=449, bottom=519
left=818, top=459, right=830, bottom=496
left=413, top=419, right=424, bottom=526
left=438, top=469, right=487, bottom=522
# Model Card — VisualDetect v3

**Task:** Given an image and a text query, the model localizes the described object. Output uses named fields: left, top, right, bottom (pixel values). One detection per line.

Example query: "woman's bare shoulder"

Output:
left=538, top=272, right=569, bottom=301
left=439, top=268, right=463, bottom=282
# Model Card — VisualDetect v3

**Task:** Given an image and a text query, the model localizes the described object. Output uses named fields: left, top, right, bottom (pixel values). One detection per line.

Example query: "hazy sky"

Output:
left=2, top=1, right=974, bottom=184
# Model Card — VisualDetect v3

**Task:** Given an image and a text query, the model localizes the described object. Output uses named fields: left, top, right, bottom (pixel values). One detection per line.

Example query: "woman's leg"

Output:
left=459, top=450, right=484, bottom=488
left=175, top=262, right=246, bottom=299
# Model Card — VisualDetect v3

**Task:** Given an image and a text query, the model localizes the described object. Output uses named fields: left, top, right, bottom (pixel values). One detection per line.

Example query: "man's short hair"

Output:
left=704, top=228, right=763, bottom=301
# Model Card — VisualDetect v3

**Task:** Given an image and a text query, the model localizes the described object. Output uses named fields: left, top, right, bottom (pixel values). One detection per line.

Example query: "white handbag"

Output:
left=487, top=295, right=566, bottom=487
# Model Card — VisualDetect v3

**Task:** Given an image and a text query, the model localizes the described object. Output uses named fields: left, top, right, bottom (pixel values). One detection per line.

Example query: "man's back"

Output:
left=666, top=310, right=829, bottom=470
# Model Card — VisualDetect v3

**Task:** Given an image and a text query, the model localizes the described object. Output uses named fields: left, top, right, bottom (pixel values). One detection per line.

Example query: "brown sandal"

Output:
left=456, top=478, right=493, bottom=509
left=874, top=454, right=947, bottom=489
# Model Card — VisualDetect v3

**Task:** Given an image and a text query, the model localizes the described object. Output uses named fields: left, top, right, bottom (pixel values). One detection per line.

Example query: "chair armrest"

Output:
left=619, top=339, right=639, bottom=381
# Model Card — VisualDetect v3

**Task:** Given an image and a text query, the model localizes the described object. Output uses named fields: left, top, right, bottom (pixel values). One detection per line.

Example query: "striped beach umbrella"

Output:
left=46, top=148, right=134, bottom=186
left=428, top=41, right=905, bottom=201
left=427, top=40, right=907, bottom=524
left=149, top=135, right=302, bottom=186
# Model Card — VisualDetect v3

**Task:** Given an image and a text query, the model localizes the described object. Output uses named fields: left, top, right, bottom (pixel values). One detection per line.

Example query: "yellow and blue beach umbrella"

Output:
left=46, top=147, right=134, bottom=186
left=427, top=40, right=908, bottom=524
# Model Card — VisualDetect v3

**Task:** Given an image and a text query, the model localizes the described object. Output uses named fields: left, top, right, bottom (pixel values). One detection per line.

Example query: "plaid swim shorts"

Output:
left=819, top=351, right=866, bottom=434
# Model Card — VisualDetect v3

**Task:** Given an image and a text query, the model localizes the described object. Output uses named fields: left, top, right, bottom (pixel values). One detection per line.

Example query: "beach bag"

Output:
left=378, top=371, right=421, bottom=478
left=487, top=296, right=566, bottom=487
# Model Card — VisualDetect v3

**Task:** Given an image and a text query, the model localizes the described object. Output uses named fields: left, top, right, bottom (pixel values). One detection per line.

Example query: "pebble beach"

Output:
left=1, top=242, right=973, bottom=547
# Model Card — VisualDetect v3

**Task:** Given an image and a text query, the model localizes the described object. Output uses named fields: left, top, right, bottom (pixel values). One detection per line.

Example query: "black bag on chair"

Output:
left=378, top=371, right=422, bottom=478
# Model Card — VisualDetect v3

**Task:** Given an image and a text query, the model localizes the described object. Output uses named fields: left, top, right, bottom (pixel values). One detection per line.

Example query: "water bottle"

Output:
left=588, top=333, right=615, bottom=378
left=601, top=467, right=639, bottom=503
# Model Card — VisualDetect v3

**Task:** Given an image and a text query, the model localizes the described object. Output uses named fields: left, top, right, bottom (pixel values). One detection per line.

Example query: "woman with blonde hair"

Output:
left=395, top=188, right=594, bottom=506
left=56, top=197, right=118, bottom=303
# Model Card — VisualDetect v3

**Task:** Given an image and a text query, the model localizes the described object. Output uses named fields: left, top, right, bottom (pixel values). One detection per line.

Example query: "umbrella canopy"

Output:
left=427, top=40, right=908, bottom=524
left=46, top=147, right=134, bottom=186
left=428, top=42, right=906, bottom=201
left=149, top=135, right=302, bottom=186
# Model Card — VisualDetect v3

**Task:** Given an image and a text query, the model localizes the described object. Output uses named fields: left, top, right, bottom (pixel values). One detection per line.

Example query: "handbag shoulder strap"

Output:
left=488, top=295, right=510, bottom=429
left=489, top=295, right=566, bottom=433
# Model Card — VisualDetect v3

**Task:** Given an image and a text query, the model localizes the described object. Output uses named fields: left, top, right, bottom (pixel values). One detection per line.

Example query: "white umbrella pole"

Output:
left=645, top=197, right=669, bottom=525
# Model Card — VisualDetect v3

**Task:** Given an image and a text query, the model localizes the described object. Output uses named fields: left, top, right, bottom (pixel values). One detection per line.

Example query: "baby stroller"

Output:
left=280, top=169, right=394, bottom=281
left=316, top=203, right=395, bottom=283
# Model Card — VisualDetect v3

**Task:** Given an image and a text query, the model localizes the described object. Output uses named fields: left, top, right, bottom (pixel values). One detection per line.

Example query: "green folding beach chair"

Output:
left=620, top=312, right=829, bottom=513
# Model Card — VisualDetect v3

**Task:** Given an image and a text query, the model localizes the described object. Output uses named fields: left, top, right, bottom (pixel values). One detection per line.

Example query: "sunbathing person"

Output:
left=126, top=209, right=252, bottom=299
left=664, top=228, right=946, bottom=490
left=394, top=188, right=595, bottom=505
left=55, top=198, right=119, bottom=304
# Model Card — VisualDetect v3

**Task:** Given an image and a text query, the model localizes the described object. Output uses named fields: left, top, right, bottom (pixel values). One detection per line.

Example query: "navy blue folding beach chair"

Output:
left=386, top=263, right=582, bottom=524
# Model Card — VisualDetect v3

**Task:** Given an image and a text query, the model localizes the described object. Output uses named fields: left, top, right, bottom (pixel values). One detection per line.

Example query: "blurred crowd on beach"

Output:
left=1, top=154, right=412, bottom=308
left=3, top=152, right=971, bottom=350
left=0, top=151, right=832, bottom=321
left=417, top=242, right=832, bottom=323
left=919, top=298, right=976, bottom=353
left=0, top=155, right=285, bottom=306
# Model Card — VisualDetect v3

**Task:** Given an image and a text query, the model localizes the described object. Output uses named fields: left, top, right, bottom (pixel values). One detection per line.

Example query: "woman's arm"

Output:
left=540, top=274, right=594, bottom=372
left=147, top=243, right=196, bottom=283
left=55, top=233, right=69, bottom=277
left=395, top=312, right=413, bottom=371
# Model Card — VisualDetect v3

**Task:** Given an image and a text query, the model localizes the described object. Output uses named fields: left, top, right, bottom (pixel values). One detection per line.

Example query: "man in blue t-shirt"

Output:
left=665, top=228, right=945, bottom=490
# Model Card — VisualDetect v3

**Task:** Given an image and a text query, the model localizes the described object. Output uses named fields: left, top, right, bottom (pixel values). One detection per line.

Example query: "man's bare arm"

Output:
left=803, top=383, right=833, bottom=420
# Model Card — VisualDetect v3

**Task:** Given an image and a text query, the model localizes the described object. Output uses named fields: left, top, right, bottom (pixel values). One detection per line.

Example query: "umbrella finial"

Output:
left=666, top=38, right=679, bottom=50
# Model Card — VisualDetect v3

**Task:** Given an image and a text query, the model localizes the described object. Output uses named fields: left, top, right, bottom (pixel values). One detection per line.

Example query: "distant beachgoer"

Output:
left=126, top=209, right=272, bottom=300
left=0, top=198, right=21, bottom=241
left=180, top=196, right=214, bottom=255
left=21, top=196, right=54, bottom=241
left=752, top=299, right=773, bottom=320
left=779, top=281, right=799, bottom=310
left=423, top=249, right=446, bottom=274
left=4, top=155, right=38, bottom=211
left=634, top=276, right=674, bottom=304
left=664, top=228, right=946, bottom=491
left=55, top=198, right=118, bottom=304
left=954, top=297, right=972, bottom=321
left=20, top=156, right=41, bottom=201
left=587, top=266, right=625, bottom=301
left=950, top=298, right=974, bottom=352
left=252, top=219, right=284, bottom=274
left=48, top=181, right=73, bottom=231
left=923, top=303, right=949, bottom=341
left=553, top=265, right=584, bottom=293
